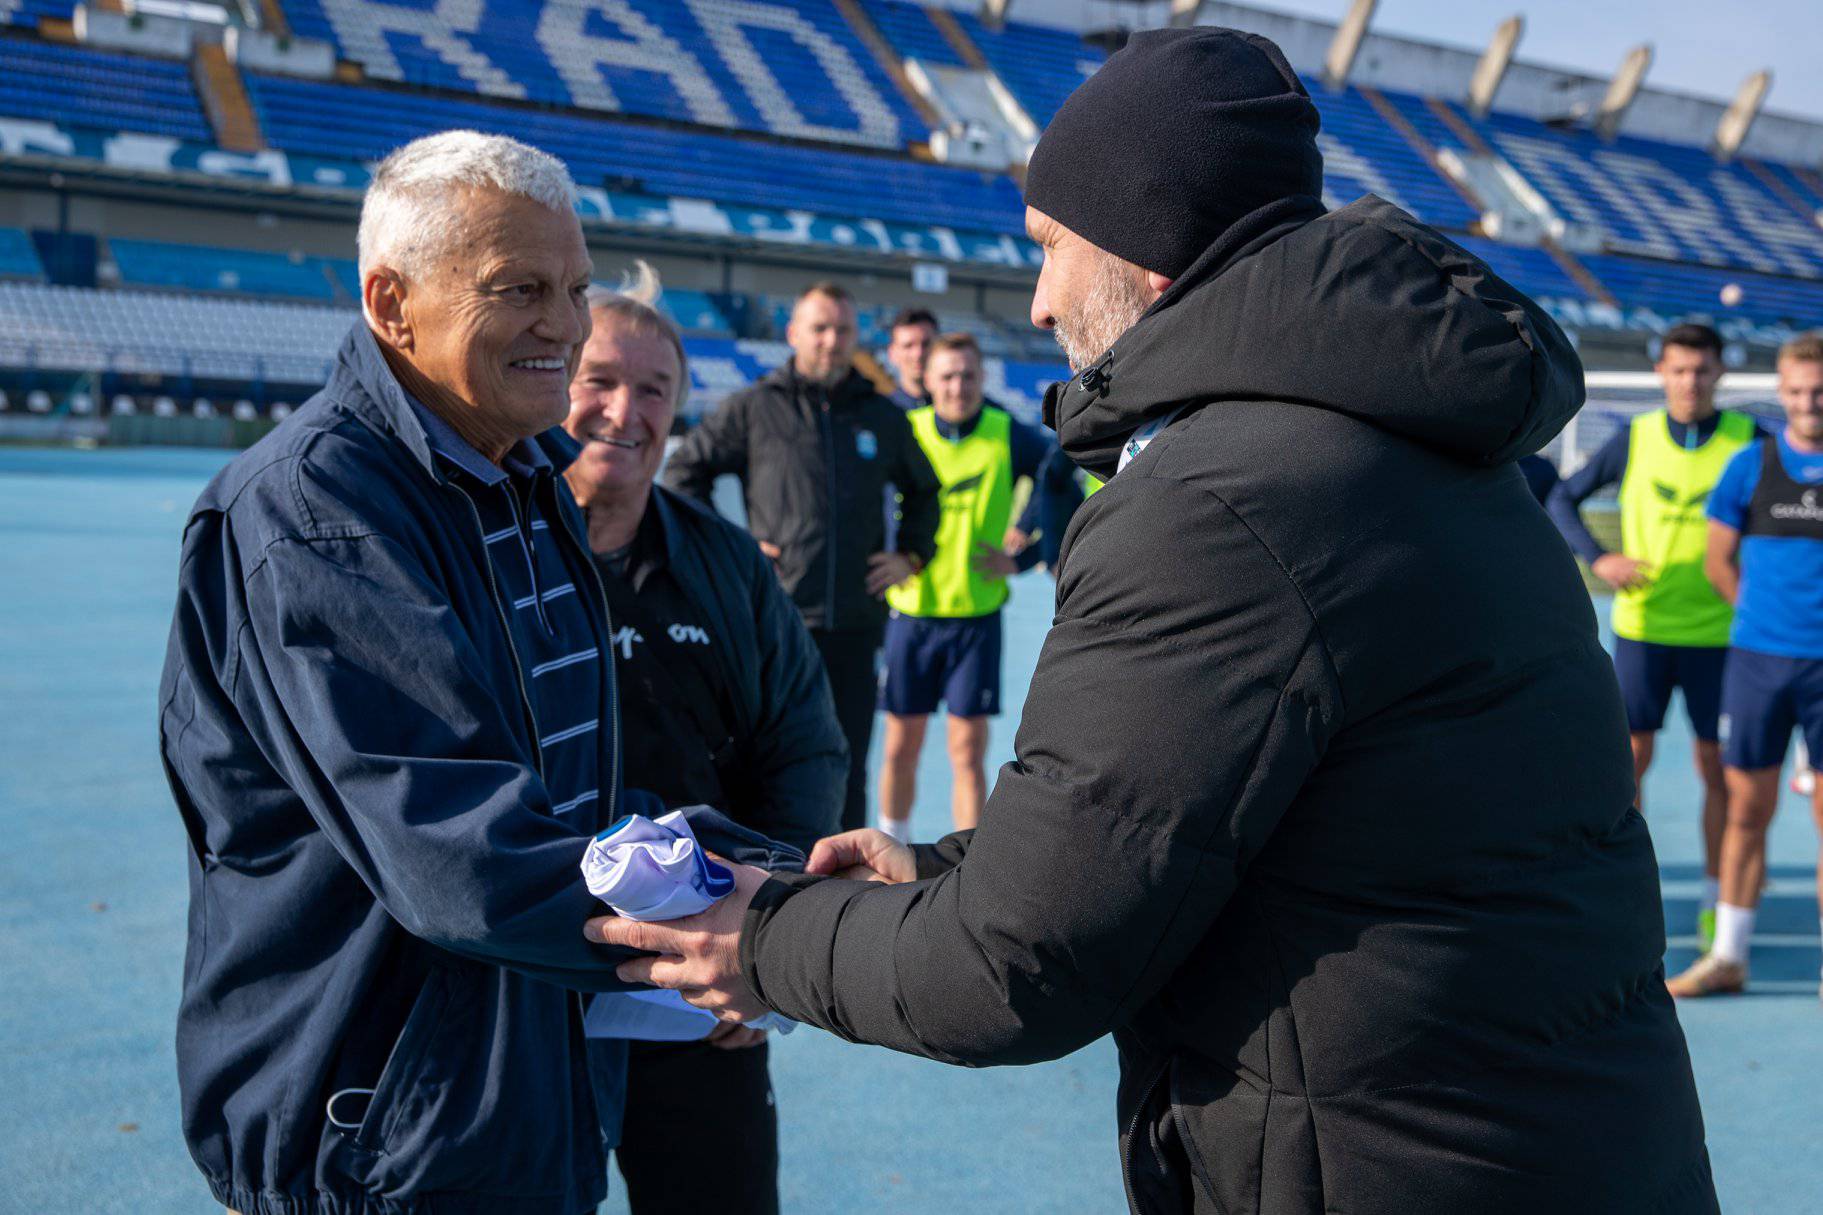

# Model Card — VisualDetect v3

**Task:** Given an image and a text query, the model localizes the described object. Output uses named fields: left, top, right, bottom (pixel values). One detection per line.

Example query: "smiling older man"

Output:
left=158, top=131, right=702, bottom=1215
left=560, top=263, right=843, bottom=1215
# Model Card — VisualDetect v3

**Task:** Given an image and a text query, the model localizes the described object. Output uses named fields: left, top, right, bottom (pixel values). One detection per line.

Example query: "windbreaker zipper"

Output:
left=1120, top=1058, right=1172, bottom=1215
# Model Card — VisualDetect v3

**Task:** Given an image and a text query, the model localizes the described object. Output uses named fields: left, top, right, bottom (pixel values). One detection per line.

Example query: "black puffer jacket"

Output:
left=739, top=197, right=1715, bottom=1214
left=664, top=365, right=940, bottom=632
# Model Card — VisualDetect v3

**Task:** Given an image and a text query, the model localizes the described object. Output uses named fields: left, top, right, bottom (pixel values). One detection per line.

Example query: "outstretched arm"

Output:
left=589, top=473, right=1340, bottom=1064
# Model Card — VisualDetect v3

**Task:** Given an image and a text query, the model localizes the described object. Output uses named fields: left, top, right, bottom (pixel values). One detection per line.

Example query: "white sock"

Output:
left=1701, top=878, right=1720, bottom=911
left=1712, top=903, right=1756, bottom=964
left=878, top=816, right=911, bottom=845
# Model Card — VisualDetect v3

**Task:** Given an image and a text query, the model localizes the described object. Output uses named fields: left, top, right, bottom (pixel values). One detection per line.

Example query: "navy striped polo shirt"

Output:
left=409, top=397, right=611, bottom=827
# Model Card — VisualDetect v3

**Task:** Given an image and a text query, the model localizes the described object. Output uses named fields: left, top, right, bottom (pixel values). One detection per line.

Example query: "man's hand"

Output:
left=807, top=828, right=917, bottom=884
left=583, top=860, right=771, bottom=1022
left=865, top=551, right=918, bottom=596
left=972, top=542, right=1019, bottom=580
left=704, top=1021, right=767, bottom=1050
left=1592, top=553, right=1652, bottom=591
left=757, top=540, right=782, bottom=566
left=1003, top=525, right=1031, bottom=554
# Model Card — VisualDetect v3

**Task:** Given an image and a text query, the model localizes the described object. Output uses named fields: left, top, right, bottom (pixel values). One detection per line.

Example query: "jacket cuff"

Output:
left=910, top=829, right=974, bottom=880
left=740, top=873, right=822, bottom=1007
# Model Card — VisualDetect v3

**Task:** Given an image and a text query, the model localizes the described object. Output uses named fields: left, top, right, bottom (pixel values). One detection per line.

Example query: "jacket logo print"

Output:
left=611, top=625, right=644, bottom=659
left=855, top=429, right=878, bottom=460
left=667, top=624, right=712, bottom=646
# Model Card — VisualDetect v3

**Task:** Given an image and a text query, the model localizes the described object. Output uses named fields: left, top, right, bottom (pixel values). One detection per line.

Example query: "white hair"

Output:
left=357, top=130, right=578, bottom=292
left=584, top=260, right=689, bottom=408
left=587, top=259, right=664, bottom=311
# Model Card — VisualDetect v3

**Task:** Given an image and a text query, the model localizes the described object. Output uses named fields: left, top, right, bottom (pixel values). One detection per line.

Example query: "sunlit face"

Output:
left=1026, top=205, right=1153, bottom=372
left=375, top=188, right=594, bottom=450
left=926, top=346, right=984, bottom=425
left=564, top=315, right=681, bottom=504
left=787, top=291, right=858, bottom=385
left=887, top=321, right=936, bottom=395
left=1777, top=355, right=1823, bottom=447
left=1655, top=343, right=1723, bottom=423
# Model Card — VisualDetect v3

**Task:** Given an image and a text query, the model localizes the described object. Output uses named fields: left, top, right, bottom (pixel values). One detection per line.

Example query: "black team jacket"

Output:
left=664, top=365, right=940, bottom=633
left=633, top=485, right=847, bottom=854
left=737, top=198, right=1717, bottom=1214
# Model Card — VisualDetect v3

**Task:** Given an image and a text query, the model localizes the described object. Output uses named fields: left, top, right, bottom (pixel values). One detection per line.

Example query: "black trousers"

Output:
left=614, top=1039, right=778, bottom=1215
left=811, top=625, right=883, bottom=832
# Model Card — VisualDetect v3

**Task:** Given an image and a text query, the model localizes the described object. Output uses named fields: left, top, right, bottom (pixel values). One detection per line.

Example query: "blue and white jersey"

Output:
left=1708, top=429, right=1823, bottom=658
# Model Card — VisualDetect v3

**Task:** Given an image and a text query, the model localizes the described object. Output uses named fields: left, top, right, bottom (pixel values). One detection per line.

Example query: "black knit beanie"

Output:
left=1024, top=27, right=1324, bottom=281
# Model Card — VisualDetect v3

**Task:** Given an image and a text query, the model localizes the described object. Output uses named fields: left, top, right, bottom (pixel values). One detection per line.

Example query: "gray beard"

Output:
left=1052, top=256, right=1152, bottom=372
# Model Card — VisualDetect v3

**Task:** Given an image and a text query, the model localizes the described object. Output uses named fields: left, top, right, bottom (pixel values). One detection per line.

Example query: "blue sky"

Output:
left=1253, top=0, right=1823, bottom=120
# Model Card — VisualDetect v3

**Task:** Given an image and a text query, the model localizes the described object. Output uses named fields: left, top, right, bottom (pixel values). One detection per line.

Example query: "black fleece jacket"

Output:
left=738, top=197, right=1716, bottom=1214
left=664, top=365, right=940, bottom=633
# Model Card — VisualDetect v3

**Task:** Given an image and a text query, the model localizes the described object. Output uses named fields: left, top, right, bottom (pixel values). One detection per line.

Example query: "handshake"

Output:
left=582, top=827, right=920, bottom=1025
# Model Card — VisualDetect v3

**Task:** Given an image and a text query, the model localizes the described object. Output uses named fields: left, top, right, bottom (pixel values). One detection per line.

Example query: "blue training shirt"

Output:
left=1707, top=429, right=1823, bottom=658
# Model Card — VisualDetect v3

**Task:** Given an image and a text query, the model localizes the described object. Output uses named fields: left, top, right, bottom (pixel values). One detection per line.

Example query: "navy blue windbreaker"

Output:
left=157, top=323, right=798, bottom=1215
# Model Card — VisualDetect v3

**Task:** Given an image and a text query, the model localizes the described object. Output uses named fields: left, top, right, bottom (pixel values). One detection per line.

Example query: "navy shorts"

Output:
left=1611, top=637, right=1725, bottom=741
left=1719, top=648, right=1823, bottom=771
left=879, top=611, right=1002, bottom=718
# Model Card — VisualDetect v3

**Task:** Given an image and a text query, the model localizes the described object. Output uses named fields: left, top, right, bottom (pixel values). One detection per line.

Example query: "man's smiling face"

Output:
left=564, top=315, right=681, bottom=502
left=394, top=187, right=595, bottom=447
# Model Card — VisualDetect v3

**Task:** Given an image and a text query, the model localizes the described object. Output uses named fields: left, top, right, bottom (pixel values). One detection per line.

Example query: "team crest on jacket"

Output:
left=855, top=429, right=878, bottom=460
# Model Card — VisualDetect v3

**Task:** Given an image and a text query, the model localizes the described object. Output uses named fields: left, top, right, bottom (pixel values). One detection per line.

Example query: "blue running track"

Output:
left=0, top=447, right=1815, bottom=1212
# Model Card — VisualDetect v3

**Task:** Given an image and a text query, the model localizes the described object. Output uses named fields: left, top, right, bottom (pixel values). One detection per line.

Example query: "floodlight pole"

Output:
left=1711, top=70, right=1772, bottom=162
left=1593, top=44, right=1652, bottom=142
left=1322, top=0, right=1377, bottom=91
left=1466, top=16, right=1523, bottom=119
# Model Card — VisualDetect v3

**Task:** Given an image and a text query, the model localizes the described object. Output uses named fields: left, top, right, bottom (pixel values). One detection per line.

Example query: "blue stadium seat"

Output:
left=1578, top=252, right=1823, bottom=326
left=1306, top=80, right=1481, bottom=233
left=660, top=289, right=734, bottom=336
left=860, top=0, right=963, bottom=68
left=0, top=39, right=210, bottom=141
left=277, top=0, right=926, bottom=148
left=242, top=73, right=1025, bottom=235
left=1753, top=160, right=1823, bottom=216
left=110, top=239, right=344, bottom=302
left=0, top=0, right=76, bottom=30
left=0, top=228, right=46, bottom=282
left=951, top=11, right=1101, bottom=130
left=1450, top=101, right=1823, bottom=281
left=985, top=356, right=1064, bottom=425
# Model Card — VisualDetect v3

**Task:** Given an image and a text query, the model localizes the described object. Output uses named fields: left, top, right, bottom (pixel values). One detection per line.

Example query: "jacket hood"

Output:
left=1047, top=196, right=1585, bottom=480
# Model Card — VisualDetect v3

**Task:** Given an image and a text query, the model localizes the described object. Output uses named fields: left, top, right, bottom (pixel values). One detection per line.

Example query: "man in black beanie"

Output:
left=585, top=27, right=1718, bottom=1215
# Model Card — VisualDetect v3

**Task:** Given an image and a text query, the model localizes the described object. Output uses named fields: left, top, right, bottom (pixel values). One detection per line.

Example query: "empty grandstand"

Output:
left=2, top=0, right=1822, bottom=444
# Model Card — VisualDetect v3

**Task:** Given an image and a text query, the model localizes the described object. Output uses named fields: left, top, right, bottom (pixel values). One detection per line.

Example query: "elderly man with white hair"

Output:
left=157, top=131, right=799, bottom=1215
